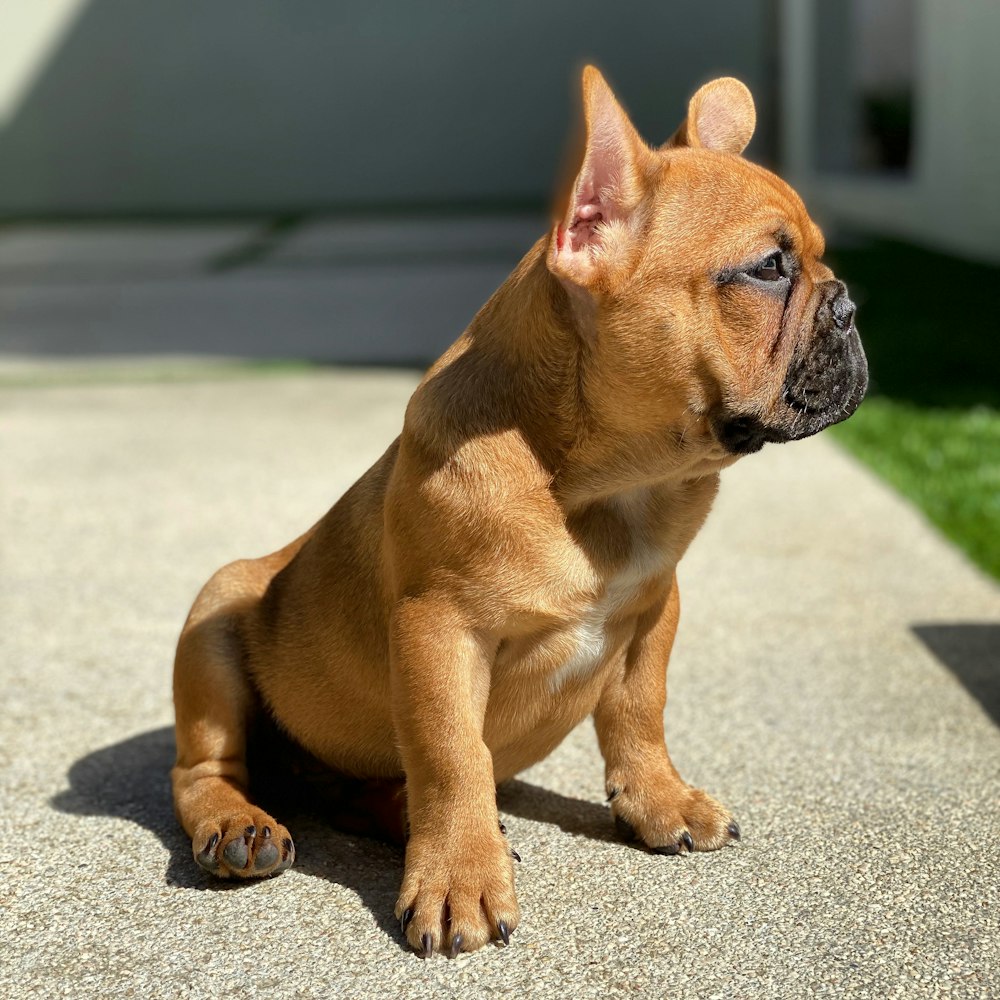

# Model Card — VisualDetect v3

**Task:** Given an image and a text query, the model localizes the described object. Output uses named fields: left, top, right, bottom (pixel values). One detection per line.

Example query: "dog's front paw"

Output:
left=394, top=828, right=520, bottom=957
left=192, top=811, right=294, bottom=878
left=609, top=777, right=740, bottom=855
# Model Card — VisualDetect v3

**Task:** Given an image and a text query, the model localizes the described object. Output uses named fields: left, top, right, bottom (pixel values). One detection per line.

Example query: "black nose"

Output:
left=829, top=282, right=856, bottom=331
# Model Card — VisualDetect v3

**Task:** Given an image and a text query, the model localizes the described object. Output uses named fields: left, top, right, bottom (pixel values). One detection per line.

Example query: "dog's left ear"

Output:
left=663, top=77, right=756, bottom=154
left=548, top=66, right=651, bottom=290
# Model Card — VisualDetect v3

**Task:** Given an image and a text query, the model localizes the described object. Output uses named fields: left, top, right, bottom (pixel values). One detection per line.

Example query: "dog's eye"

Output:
left=751, top=253, right=783, bottom=281
left=716, top=252, right=790, bottom=289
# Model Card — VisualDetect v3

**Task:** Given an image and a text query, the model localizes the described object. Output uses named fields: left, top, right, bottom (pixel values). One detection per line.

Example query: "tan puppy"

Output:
left=171, top=68, right=867, bottom=957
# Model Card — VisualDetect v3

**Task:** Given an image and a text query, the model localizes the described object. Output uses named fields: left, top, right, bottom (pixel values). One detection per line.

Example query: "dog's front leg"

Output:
left=593, top=576, right=741, bottom=855
left=390, top=596, right=519, bottom=956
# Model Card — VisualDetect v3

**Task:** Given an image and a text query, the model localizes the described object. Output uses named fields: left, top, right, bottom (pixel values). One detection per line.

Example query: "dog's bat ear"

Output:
left=663, top=77, right=756, bottom=155
left=548, top=66, right=650, bottom=290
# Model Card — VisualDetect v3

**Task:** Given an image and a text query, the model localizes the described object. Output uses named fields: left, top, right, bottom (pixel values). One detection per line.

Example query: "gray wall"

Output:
left=0, top=0, right=776, bottom=217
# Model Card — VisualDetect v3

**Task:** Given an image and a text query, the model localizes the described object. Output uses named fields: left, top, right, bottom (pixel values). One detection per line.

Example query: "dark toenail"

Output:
left=262, top=826, right=272, bottom=839
left=401, top=907, right=413, bottom=934
left=196, top=834, right=221, bottom=873
left=275, top=837, right=294, bottom=870
left=681, top=831, right=694, bottom=852
left=254, top=842, right=280, bottom=870
left=615, top=815, right=636, bottom=841
left=728, top=821, right=741, bottom=841
left=510, top=849, right=521, bottom=863
left=421, top=932, right=433, bottom=958
left=607, top=787, right=620, bottom=801
left=244, top=825, right=256, bottom=838
left=652, top=842, right=682, bottom=856
left=499, top=822, right=506, bottom=835
left=498, top=920, right=510, bottom=946
left=450, top=934, right=464, bottom=958
left=223, top=838, right=249, bottom=869
left=276, top=836, right=295, bottom=868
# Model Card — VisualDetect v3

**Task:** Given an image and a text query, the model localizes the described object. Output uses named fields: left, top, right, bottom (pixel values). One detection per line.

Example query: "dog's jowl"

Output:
left=171, top=68, right=866, bottom=957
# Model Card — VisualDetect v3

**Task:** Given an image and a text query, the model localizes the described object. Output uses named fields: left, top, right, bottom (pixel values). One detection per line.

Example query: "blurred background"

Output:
left=0, top=0, right=997, bottom=578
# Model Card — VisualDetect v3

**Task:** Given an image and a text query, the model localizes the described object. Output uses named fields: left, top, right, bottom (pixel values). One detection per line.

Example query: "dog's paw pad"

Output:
left=192, top=814, right=294, bottom=879
left=222, top=833, right=250, bottom=870
left=253, top=829, right=280, bottom=871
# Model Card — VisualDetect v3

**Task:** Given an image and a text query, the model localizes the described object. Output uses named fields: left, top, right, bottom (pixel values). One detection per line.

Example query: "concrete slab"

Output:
left=0, top=223, right=256, bottom=276
left=0, top=217, right=546, bottom=363
left=1, top=369, right=998, bottom=999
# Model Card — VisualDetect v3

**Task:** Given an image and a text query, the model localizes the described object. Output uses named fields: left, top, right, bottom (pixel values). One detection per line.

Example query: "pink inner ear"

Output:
left=557, top=74, right=642, bottom=269
left=566, top=134, right=622, bottom=253
left=568, top=197, right=604, bottom=252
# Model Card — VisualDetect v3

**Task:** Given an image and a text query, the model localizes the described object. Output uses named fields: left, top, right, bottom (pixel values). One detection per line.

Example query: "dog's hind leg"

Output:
left=171, top=562, right=294, bottom=879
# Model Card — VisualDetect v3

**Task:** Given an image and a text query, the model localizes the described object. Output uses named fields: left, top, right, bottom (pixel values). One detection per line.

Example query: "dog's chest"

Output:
left=547, top=495, right=666, bottom=691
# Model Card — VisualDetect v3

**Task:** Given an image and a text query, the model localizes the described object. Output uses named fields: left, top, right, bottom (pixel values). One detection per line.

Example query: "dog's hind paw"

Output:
left=192, top=813, right=295, bottom=878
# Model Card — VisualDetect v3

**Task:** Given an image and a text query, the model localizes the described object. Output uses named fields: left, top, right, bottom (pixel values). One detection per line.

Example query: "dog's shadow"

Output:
left=50, top=727, right=615, bottom=948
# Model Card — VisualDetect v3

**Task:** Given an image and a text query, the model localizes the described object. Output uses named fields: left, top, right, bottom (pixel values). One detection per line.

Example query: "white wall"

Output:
left=0, top=1, right=87, bottom=126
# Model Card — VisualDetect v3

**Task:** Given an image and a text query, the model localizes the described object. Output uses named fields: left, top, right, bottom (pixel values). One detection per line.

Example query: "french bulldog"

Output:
left=171, top=67, right=867, bottom=957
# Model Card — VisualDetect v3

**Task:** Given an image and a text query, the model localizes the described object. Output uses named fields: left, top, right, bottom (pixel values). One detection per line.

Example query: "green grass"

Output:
left=824, top=239, right=1000, bottom=580
left=831, top=400, right=1000, bottom=578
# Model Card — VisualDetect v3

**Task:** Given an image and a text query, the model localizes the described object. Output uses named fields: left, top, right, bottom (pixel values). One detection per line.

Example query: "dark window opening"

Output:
left=814, top=0, right=916, bottom=175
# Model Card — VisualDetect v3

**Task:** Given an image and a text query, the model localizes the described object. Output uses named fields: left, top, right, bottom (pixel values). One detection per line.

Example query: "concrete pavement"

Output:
left=1, top=365, right=998, bottom=999
left=0, top=216, right=544, bottom=364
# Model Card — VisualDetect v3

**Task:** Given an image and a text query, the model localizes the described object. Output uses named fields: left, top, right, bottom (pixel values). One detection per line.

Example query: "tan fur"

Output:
left=172, top=68, right=855, bottom=956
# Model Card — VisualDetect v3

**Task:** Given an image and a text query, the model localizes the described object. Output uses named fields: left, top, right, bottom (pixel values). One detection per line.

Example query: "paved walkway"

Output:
left=2, top=365, right=998, bottom=999
left=0, top=216, right=544, bottom=364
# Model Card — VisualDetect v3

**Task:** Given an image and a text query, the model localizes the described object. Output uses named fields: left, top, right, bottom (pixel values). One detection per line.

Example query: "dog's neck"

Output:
left=460, top=237, right=726, bottom=514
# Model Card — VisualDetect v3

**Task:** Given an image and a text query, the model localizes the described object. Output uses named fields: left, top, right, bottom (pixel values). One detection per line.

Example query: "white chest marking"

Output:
left=549, top=496, right=665, bottom=691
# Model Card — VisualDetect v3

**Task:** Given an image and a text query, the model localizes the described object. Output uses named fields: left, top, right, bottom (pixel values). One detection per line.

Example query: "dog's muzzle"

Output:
left=713, top=280, right=868, bottom=456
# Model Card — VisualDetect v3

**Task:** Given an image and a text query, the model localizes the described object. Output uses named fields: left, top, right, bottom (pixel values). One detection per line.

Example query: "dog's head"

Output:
left=547, top=68, right=867, bottom=468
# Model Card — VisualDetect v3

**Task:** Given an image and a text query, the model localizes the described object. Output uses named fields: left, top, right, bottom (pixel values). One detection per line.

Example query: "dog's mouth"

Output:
left=713, top=371, right=867, bottom=456
left=711, top=413, right=791, bottom=455
left=713, top=339, right=868, bottom=456
left=713, top=298, right=868, bottom=457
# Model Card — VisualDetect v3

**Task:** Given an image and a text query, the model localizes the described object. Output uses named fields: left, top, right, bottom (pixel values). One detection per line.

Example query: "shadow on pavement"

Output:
left=50, top=724, right=617, bottom=949
left=49, top=726, right=258, bottom=891
left=49, top=725, right=408, bottom=946
left=498, top=779, right=617, bottom=844
left=913, top=623, right=1000, bottom=725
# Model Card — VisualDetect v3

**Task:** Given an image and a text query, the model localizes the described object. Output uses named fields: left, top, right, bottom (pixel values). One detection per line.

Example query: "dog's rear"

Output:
left=171, top=540, right=307, bottom=876
left=171, top=441, right=409, bottom=873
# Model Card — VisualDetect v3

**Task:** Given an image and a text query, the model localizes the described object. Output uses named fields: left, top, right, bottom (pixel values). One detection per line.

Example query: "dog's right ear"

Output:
left=548, top=66, right=650, bottom=291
